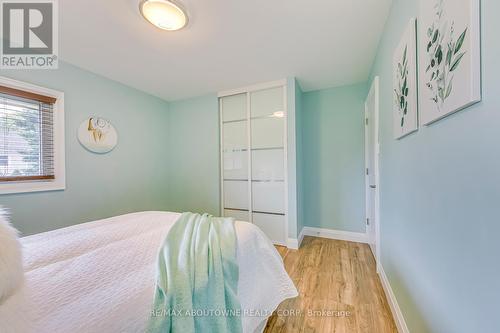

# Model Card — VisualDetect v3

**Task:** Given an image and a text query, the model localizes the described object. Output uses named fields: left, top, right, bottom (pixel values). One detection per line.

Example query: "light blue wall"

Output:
left=0, top=62, right=171, bottom=235
left=166, top=95, right=220, bottom=216
left=369, top=0, right=500, bottom=332
left=166, top=79, right=302, bottom=239
left=301, top=83, right=367, bottom=233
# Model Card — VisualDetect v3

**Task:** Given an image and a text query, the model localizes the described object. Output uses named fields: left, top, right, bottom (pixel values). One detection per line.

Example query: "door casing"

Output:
left=364, top=76, right=381, bottom=271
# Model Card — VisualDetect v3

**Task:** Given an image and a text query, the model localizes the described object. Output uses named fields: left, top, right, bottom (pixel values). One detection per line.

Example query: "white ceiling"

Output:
left=59, top=0, right=393, bottom=101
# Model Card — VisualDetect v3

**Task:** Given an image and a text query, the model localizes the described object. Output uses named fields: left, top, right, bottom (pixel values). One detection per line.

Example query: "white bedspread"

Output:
left=0, top=211, right=297, bottom=333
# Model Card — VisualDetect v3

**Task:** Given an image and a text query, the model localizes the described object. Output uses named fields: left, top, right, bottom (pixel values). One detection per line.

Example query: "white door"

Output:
left=365, top=77, right=380, bottom=267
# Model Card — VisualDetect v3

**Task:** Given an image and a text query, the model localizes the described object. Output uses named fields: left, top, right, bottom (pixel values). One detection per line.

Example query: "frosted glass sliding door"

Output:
left=220, top=84, right=287, bottom=245
left=250, top=86, right=286, bottom=244
left=221, top=93, right=249, bottom=222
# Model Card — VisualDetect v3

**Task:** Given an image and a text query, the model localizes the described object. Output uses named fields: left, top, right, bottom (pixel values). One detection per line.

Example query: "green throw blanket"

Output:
left=147, top=212, right=242, bottom=333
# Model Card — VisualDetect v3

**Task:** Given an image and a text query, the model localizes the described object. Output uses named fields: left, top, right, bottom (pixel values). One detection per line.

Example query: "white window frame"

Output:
left=0, top=76, right=65, bottom=195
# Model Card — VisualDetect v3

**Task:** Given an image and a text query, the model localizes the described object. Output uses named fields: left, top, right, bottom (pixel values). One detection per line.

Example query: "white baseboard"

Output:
left=298, top=227, right=305, bottom=247
left=287, top=227, right=305, bottom=250
left=302, top=226, right=369, bottom=244
left=378, top=265, right=410, bottom=333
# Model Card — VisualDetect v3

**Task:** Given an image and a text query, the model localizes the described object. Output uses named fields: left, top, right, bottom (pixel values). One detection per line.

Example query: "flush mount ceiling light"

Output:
left=139, top=0, right=188, bottom=31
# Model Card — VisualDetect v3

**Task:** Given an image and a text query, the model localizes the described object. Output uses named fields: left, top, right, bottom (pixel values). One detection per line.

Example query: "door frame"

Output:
left=364, top=76, right=381, bottom=271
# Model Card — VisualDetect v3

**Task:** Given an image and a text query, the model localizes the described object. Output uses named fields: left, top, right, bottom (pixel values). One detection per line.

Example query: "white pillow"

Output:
left=0, top=208, right=24, bottom=304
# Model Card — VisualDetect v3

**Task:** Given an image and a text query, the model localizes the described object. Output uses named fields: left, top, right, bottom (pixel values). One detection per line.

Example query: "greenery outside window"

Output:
left=0, top=77, right=65, bottom=195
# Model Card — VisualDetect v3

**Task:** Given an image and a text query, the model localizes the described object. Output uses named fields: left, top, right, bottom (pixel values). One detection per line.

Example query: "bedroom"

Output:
left=0, top=0, right=498, bottom=332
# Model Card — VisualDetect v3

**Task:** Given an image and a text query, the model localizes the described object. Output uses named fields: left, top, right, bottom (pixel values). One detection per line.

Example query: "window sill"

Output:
left=0, top=177, right=65, bottom=195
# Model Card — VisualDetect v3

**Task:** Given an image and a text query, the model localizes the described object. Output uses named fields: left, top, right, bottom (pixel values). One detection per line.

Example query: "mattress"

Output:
left=0, top=211, right=298, bottom=333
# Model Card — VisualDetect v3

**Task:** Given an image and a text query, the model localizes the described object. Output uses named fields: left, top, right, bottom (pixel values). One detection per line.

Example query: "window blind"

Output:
left=0, top=85, right=56, bottom=182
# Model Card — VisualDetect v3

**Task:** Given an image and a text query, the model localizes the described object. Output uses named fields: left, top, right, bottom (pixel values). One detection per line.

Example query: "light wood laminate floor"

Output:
left=264, top=237, right=398, bottom=333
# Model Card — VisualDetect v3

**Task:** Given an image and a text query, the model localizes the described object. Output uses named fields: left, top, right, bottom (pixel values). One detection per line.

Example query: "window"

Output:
left=0, top=77, right=65, bottom=194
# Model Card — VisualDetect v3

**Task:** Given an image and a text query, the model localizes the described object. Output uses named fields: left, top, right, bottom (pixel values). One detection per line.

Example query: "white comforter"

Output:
left=0, top=211, right=297, bottom=333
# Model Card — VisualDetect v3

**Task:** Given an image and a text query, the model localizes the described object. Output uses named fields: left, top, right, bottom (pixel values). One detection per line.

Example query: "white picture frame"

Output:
left=393, top=18, right=418, bottom=139
left=418, top=0, right=481, bottom=125
left=77, top=117, right=118, bottom=154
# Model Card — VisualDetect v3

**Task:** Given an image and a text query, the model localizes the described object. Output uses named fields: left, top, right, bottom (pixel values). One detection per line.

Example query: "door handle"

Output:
left=370, top=185, right=377, bottom=189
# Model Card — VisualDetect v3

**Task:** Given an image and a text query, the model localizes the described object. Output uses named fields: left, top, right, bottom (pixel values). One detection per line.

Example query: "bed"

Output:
left=0, top=211, right=298, bottom=333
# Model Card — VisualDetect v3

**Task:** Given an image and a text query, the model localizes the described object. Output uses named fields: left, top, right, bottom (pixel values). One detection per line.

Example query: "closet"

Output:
left=219, top=80, right=294, bottom=246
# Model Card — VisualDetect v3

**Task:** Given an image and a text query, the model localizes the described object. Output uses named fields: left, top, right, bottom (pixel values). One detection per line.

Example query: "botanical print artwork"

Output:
left=393, top=19, right=418, bottom=139
left=78, top=117, right=118, bottom=153
left=419, top=0, right=481, bottom=125
left=424, top=0, right=467, bottom=110
left=395, top=46, right=409, bottom=126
